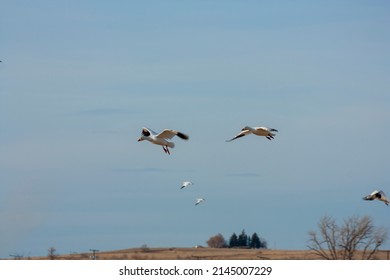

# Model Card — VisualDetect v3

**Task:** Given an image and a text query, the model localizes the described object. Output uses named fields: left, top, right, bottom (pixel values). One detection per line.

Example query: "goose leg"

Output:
left=162, top=146, right=170, bottom=155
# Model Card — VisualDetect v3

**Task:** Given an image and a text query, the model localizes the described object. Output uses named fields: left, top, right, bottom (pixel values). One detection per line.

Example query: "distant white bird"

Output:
left=137, top=127, right=189, bottom=154
left=195, top=198, right=205, bottom=206
left=226, top=126, right=278, bottom=142
left=181, top=181, right=194, bottom=189
left=363, top=190, right=389, bottom=206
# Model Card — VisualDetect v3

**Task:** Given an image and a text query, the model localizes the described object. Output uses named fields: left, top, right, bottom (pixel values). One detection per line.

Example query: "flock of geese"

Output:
left=137, top=126, right=389, bottom=207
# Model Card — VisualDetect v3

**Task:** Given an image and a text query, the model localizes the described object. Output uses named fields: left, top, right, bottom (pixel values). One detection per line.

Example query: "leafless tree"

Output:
left=47, top=247, right=58, bottom=260
left=9, top=254, right=24, bottom=260
left=207, top=233, right=227, bottom=248
left=140, top=244, right=149, bottom=252
left=308, top=215, right=388, bottom=259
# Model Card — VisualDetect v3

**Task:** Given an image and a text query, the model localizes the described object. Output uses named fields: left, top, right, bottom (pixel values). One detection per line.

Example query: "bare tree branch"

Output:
left=307, top=215, right=388, bottom=260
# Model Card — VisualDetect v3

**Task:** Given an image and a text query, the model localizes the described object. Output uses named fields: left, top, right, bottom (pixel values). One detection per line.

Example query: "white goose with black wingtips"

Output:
left=363, top=190, right=389, bottom=206
left=181, top=181, right=194, bottom=189
left=137, top=127, right=189, bottom=154
left=195, top=198, right=205, bottom=206
left=226, top=126, right=278, bottom=142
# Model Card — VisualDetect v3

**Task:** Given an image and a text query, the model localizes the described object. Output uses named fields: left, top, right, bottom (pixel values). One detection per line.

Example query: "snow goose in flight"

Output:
left=137, top=127, right=189, bottom=154
left=226, top=126, right=278, bottom=142
left=363, top=190, right=389, bottom=206
left=181, top=181, right=194, bottom=189
left=195, top=198, right=205, bottom=206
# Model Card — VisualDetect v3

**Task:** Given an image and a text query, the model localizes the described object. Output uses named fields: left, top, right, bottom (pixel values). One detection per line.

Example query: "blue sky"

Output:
left=1, top=0, right=390, bottom=258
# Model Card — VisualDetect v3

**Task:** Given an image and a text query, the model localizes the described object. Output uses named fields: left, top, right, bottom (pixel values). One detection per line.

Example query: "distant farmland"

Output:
left=19, top=247, right=390, bottom=260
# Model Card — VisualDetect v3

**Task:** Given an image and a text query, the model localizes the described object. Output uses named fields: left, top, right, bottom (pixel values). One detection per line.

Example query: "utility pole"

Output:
left=89, top=249, right=99, bottom=260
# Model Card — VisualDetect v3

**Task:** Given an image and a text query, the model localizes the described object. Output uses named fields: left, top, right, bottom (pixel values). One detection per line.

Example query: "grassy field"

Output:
left=27, top=247, right=390, bottom=260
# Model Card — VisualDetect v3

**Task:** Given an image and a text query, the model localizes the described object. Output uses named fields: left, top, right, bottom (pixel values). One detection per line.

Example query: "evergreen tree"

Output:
left=228, top=230, right=268, bottom=249
left=238, top=230, right=248, bottom=247
left=251, top=232, right=261, bottom=249
left=229, top=233, right=238, bottom=248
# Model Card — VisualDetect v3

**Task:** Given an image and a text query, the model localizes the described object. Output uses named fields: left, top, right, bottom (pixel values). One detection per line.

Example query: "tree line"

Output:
left=207, top=230, right=267, bottom=249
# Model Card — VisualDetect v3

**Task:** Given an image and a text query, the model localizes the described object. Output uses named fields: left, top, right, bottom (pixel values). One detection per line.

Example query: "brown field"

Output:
left=25, top=247, right=390, bottom=260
